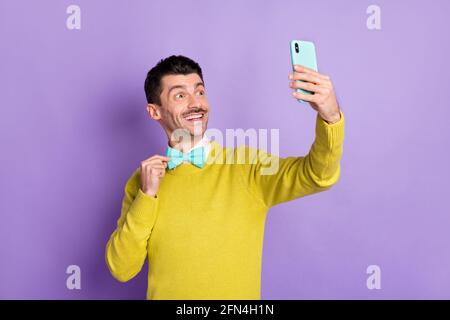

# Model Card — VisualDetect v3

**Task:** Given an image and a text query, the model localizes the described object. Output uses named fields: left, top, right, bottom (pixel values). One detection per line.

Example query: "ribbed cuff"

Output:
left=127, top=188, right=158, bottom=223
left=315, top=111, right=345, bottom=149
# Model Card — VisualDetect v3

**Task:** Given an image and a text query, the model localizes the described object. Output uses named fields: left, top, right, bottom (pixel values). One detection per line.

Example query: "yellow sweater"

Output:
left=105, top=111, right=345, bottom=300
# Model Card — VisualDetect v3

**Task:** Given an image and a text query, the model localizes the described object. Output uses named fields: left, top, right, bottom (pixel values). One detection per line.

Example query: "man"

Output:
left=105, top=55, right=344, bottom=300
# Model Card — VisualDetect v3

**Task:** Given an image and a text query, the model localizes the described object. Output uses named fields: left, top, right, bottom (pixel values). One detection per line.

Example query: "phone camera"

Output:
left=295, top=42, right=299, bottom=53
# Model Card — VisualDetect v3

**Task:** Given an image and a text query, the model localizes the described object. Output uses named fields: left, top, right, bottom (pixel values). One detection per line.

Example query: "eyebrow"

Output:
left=167, top=82, right=205, bottom=98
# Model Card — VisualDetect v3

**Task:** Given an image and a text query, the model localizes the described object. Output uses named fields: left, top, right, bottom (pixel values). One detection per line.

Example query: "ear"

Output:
left=147, top=103, right=162, bottom=120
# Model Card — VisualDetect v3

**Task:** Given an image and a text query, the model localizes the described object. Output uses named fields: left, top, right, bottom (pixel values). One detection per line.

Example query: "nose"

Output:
left=187, top=93, right=204, bottom=110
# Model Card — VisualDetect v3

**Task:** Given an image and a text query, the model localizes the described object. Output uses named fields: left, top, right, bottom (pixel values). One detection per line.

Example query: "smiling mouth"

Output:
left=184, top=112, right=206, bottom=122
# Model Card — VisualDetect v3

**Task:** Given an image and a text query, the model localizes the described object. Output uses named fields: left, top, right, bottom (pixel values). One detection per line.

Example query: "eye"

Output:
left=196, top=90, right=205, bottom=96
left=175, top=93, right=185, bottom=99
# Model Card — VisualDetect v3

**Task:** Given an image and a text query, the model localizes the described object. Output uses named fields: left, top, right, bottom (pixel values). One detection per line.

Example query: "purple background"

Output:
left=1, top=0, right=449, bottom=299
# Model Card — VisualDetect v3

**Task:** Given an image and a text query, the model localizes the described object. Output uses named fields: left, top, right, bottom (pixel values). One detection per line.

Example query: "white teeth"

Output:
left=185, top=113, right=204, bottom=120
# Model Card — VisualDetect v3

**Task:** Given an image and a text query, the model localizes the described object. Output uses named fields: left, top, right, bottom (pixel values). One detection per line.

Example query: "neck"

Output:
left=168, top=133, right=203, bottom=153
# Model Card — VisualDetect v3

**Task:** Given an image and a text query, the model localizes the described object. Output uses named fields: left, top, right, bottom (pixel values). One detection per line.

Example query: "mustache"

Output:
left=183, top=108, right=207, bottom=117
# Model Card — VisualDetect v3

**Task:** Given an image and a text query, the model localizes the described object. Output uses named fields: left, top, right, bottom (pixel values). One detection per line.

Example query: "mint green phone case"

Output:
left=290, top=40, right=318, bottom=103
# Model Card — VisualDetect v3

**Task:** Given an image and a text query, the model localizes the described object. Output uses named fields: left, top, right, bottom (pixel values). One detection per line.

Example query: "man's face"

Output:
left=149, top=73, right=210, bottom=139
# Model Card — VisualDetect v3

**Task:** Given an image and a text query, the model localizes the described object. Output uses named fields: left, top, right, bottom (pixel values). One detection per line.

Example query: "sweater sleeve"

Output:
left=238, top=111, right=345, bottom=208
left=105, top=167, right=158, bottom=282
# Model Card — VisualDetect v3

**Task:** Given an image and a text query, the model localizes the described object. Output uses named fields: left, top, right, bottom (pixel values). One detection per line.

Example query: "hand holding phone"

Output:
left=290, top=40, right=318, bottom=103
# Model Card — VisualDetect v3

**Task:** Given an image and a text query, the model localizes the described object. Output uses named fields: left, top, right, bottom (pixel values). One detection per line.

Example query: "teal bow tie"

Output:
left=166, top=146, right=205, bottom=170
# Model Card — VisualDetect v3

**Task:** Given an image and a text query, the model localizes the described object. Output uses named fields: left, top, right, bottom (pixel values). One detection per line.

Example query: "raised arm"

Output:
left=238, top=111, right=344, bottom=208
left=105, top=154, right=169, bottom=282
left=238, top=64, right=344, bottom=208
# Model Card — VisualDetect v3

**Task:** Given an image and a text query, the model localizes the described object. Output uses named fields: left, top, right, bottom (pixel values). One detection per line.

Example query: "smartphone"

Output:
left=290, top=40, right=318, bottom=103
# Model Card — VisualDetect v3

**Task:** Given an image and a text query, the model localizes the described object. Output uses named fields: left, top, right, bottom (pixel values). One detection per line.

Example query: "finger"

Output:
left=150, top=167, right=165, bottom=175
left=143, top=155, right=171, bottom=163
left=142, top=156, right=171, bottom=165
left=151, top=160, right=169, bottom=167
left=292, top=91, right=317, bottom=103
left=141, top=164, right=166, bottom=175
left=291, top=72, right=326, bottom=85
left=142, top=161, right=167, bottom=169
left=149, top=164, right=166, bottom=169
left=143, top=162, right=167, bottom=172
left=150, top=155, right=171, bottom=162
left=293, top=64, right=329, bottom=80
left=149, top=159, right=169, bottom=166
left=151, top=168, right=166, bottom=178
left=290, top=81, right=320, bottom=93
left=315, top=86, right=333, bottom=96
left=289, top=73, right=330, bottom=88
